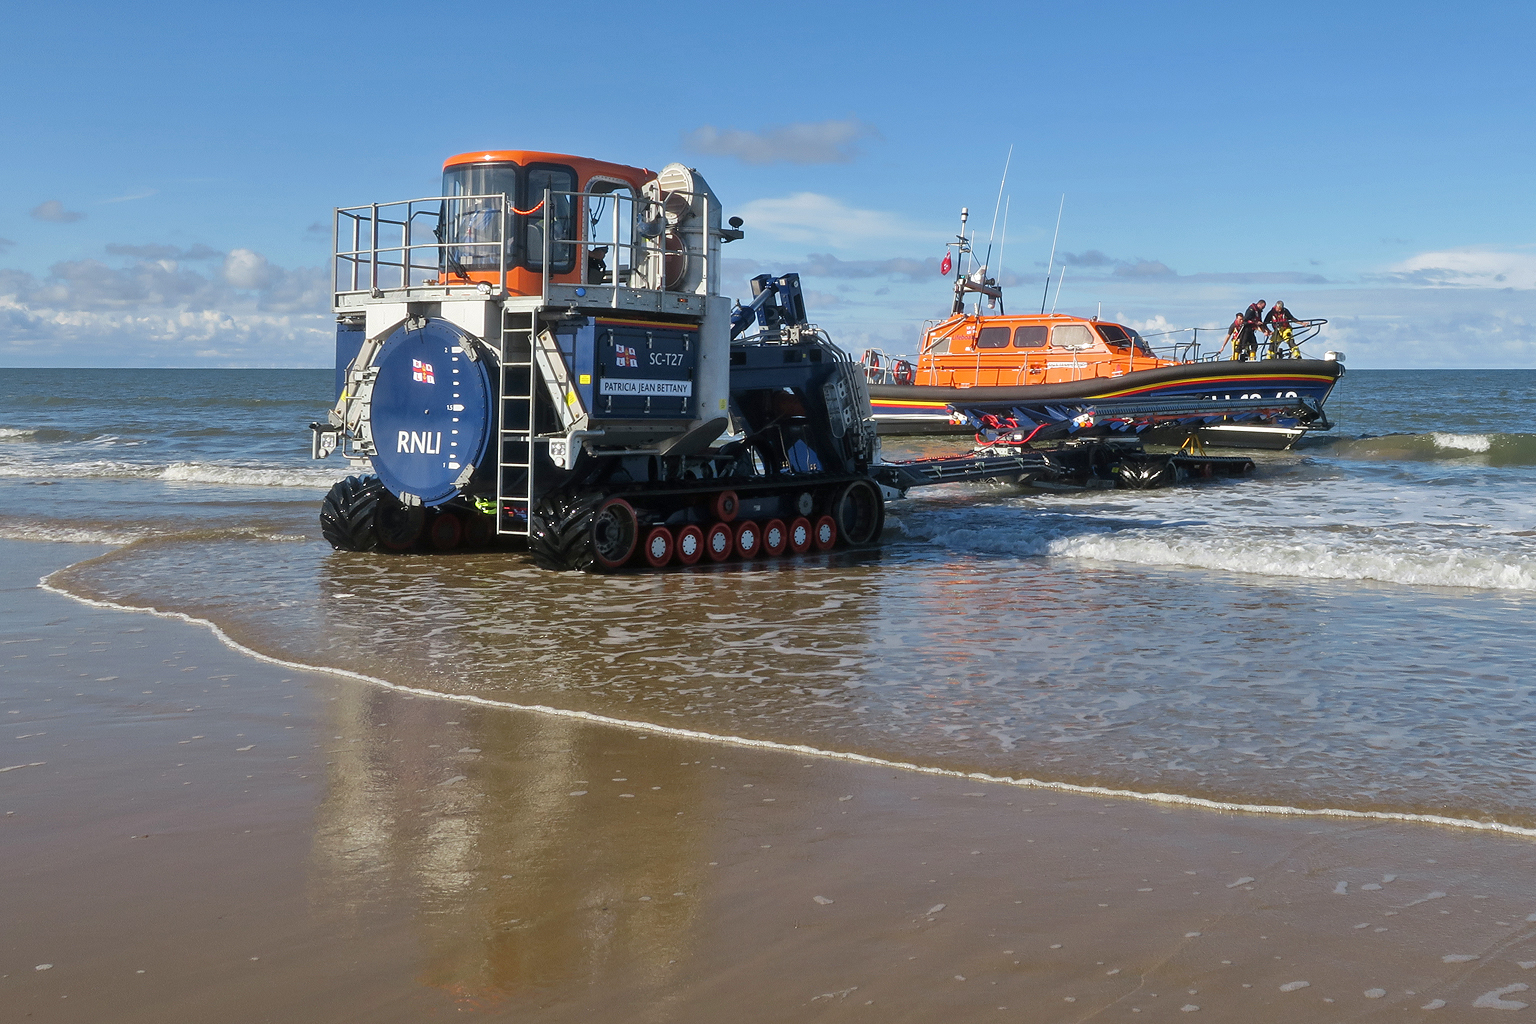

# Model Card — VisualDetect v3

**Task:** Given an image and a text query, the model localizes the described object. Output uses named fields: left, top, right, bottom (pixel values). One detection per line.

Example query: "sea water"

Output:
left=6, top=368, right=1535, bottom=827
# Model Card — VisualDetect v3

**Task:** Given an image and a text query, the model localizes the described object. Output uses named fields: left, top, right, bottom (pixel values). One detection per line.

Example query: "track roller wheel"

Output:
left=813, top=514, right=837, bottom=551
left=762, top=518, right=788, bottom=556
left=711, top=490, right=739, bottom=523
left=705, top=522, right=734, bottom=562
left=377, top=497, right=426, bottom=552
left=591, top=497, right=639, bottom=570
left=428, top=511, right=463, bottom=551
left=675, top=524, right=704, bottom=566
left=788, top=516, right=812, bottom=555
left=833, top=478, right=884, bottom=546
left=734, top=520, right=761, bottom=559
left=320, top=474, right=384, bottom=552
left=642, top=525, right=674, bottom=568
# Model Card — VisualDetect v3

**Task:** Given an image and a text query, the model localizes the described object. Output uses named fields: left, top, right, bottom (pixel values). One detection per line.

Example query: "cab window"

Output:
left=1013, top=326, right=1049, bottom=348
left=440, top=162, right=519, bottom=273
left=1051, top=324, right=1096, bottom=349
left=584, top=179, right=636, bottom=284
left=975, top=326, right=1011, bottom=348
left=524, top=164, right=578, bottom=274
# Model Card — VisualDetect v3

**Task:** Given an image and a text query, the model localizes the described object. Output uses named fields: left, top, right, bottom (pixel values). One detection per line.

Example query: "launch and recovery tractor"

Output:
left=308, top=149, right=1258, bottom=570
left=310, top=149, right=887, bottom=571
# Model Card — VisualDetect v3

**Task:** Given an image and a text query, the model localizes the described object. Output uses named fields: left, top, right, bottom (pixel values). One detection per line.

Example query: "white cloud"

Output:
left=0, top=298, right=330, bottom=366
left=105, top=242, right=222, bottom=261
left=223, top=248, right=273, bottom=290
left=728, top=252, right=940, bottom=284
left=1388, top=247, right=1536, bottom=289
left=683, top=118, right=878, bottom=165
left=0, top=245, right=331, bottom=366
left=30, top=200, right=85, bottom=223
left=736, top=193, right=921, bottom=248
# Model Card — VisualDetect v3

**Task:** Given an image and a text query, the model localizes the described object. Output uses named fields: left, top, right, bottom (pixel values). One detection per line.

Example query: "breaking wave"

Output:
left=1337, top=431, right=1536, bottom=466
left=1431, top=432, right=1493, bottom=453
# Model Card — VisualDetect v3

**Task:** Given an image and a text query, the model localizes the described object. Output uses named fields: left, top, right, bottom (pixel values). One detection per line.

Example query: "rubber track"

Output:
left=319, top=474, right=385, bottom=552
left=528, top=491, right=601, bottom=572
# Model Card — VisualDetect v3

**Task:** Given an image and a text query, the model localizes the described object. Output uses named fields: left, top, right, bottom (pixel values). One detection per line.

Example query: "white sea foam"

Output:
left=0, top=520, right=309, bottom=545
left=928, top=525, right=1536, bottom=592
left=0, top=427, right=37, bottom=440
left=0, top=523, right=147, bottom=545
left=0, top=459, right=347, bottom=488
left=1431, top=432, right=1493, bottom=453
left=157, top=462, right=347, bottom=488
left=36, top=573, right=1536, bottom=840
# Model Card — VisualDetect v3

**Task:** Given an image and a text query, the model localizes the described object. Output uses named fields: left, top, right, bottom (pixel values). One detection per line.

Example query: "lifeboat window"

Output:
left=1126, top=329, right=1153, bottom=355
left=975, top=326, right=1011, bottom=348
left=1097, top=324, right=1132, bottom=347
left=440, top=162, right=519, bottom=273
left=1051, top=324, right=1096, bottom=350
left=926, top=334, right=951, bottom=354
left=1013, top=326, right=1049, bottom=348
left=524, top=164, right=578, bottom=274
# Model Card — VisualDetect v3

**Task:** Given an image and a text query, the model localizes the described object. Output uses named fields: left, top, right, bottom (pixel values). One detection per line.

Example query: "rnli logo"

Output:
left=615, top=345, right=638, bottom=367
left=412, top=359, right=435, bottom=384
left=397, top=431, right=442, bottom=454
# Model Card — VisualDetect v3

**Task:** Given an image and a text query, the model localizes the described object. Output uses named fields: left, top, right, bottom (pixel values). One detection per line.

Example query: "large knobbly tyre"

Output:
left=528, top=490, right=602, bottom=572
left=320, top=474, right=386, bottom=551
left=833, top=478, right=885, bottom=547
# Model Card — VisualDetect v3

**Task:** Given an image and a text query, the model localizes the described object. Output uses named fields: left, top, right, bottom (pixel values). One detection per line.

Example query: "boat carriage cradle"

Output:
left=861, top=211, right=1345, bottom=450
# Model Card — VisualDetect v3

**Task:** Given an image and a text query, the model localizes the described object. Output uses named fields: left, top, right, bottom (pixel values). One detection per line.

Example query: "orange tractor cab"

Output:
left=434, top=150, right=652, bottom=295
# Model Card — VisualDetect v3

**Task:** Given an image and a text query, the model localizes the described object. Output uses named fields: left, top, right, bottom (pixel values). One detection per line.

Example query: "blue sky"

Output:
left=2, top=0, right=1532, bottom=366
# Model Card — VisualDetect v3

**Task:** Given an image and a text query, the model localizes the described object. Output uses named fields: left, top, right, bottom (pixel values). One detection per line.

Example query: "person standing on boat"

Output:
left=1264, top=300, right=1299, bottom=358
left=1223, top=311, right=1243, bottom=355
left=1235, top=300, right=1267, bottom=361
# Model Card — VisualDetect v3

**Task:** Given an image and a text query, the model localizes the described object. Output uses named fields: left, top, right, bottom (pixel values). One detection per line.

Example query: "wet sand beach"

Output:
left=7, top=539, right=1536, bottom=1022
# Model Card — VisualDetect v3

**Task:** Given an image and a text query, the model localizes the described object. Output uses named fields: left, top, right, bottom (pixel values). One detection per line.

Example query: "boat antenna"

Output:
left=976, top=146, right=1013, bottom=316
left=995, top=195, right=1010, bottom=315
left=949, top=207, right=972, bottom=316
left=985, top=147, right=1012, bottom=250
left=1050, top=263, right=1066, bottom=315
left=1039, top=193, right=1065, bottom=315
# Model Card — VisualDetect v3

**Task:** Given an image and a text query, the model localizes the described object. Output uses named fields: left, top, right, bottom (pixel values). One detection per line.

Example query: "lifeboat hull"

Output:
left=868, top=359, right=1344, bottom=449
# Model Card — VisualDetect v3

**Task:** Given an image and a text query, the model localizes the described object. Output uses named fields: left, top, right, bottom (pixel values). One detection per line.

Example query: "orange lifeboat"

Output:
left=860, top=213, right=1343, bottom=450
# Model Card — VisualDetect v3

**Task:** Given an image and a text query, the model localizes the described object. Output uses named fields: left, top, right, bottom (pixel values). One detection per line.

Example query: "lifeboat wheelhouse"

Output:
left=914, top=313, right=1179, bottom=388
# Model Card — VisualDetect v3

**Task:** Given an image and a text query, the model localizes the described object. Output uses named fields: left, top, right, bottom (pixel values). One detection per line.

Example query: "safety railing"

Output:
left=334, top=194, right=499, bottom=298
left=332, top=188, right=715, bottom=306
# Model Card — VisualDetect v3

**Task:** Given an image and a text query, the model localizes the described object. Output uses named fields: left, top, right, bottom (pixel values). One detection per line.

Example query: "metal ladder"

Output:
left=496, top=308, right=535, bottom=535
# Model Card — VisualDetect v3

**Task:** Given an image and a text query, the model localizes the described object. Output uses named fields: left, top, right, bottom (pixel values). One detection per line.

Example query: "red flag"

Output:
left=939, top=251, right=952, bottom=276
